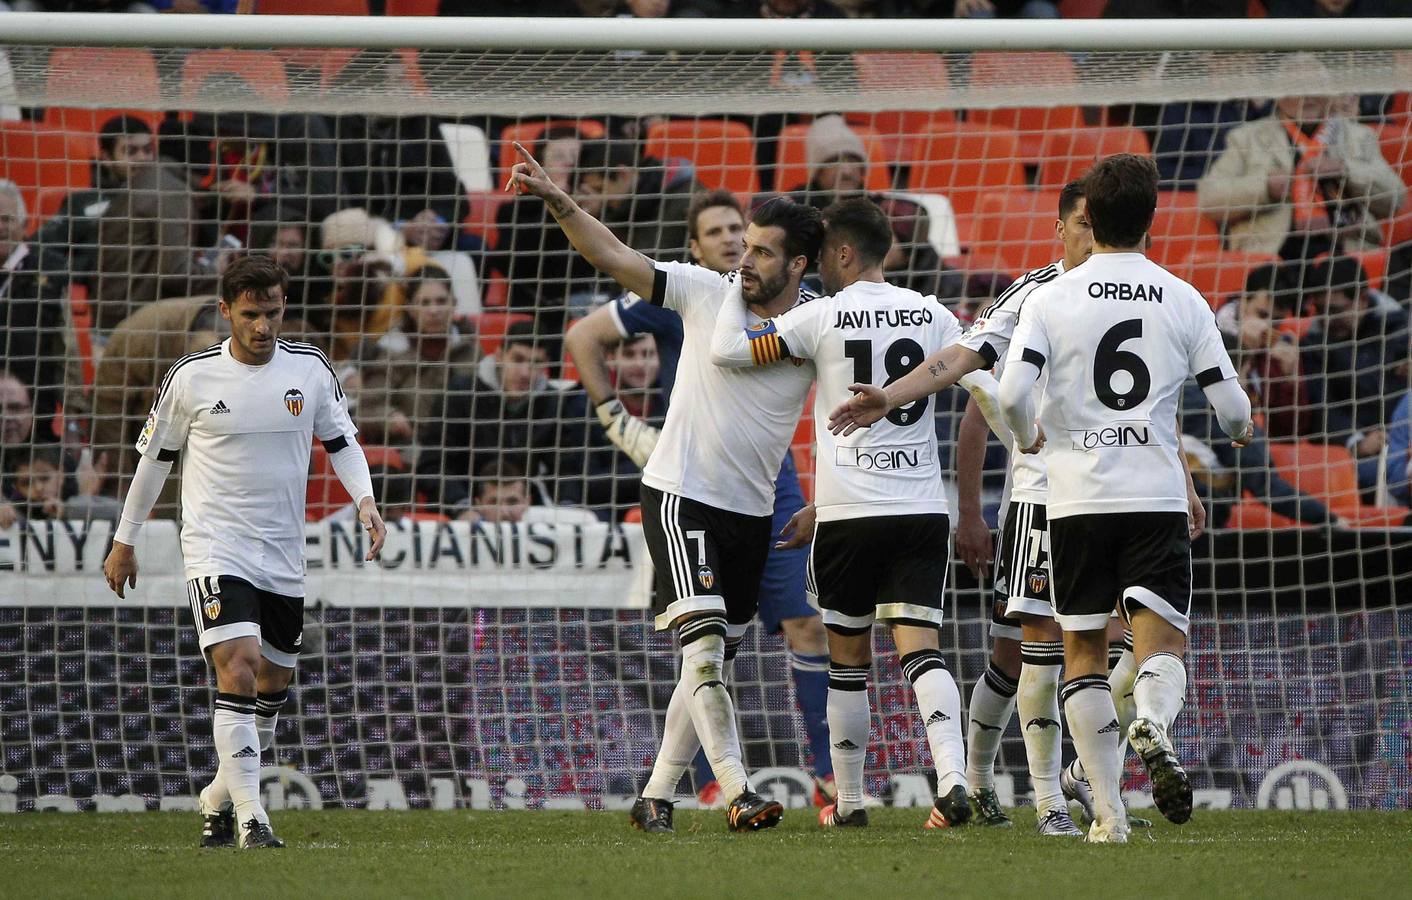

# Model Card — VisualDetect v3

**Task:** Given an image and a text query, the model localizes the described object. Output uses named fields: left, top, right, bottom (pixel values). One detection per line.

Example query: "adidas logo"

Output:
left=925, top=710, right=950, bottom=726
left=231, top=745, right=258, bottom=759
left=1135, top=671, right=1159, bottom=682
left=1097, top=719, right=1122, bottom=734
left=973, top=721, right=1002, bottom=733
left=1026, top=717, right=1060, bottom=730
left=833, top=739, right=859, bottom=750
left=211, top=400, right=231, bottom=415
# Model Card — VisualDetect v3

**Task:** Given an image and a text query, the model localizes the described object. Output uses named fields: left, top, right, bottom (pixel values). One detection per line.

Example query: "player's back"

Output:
left=1025, top=252, right=1224, bottom=518
left=810, top=280, right=964, bottom=521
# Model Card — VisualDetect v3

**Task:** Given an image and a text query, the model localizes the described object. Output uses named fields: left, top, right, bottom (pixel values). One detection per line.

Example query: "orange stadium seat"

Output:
left=1147, top=191, right=1222, bottom=267
left=1036, top=125, right=1151, bottom=188
left=258, top=0, right=369, bottom=13
left=1172, top=250, right=1279, bottom=307
left=1224, top=497, right=1299, bottom=530
left=907, top=121, right=1023, bottom=232
left=471, top=312, right=534, bottom=356
left=645, top=119, right=760, bottom=198
left=850, top=52, right=955, bottom=161
left=0, top=122, right=93, bottom=226
left=316, top=48, right=428, bottom=97
left=970, top=189, right=1063, bottom=276
left=970, top=106, right=1086, bottom=163
left=497, top=120, right=607, bottom=179
left=773, top=122, right=892, bottom=194
left=45, top=48, right=161, bottom=108
left=386, top=0, right=440, bottom=12
left=1347, top=248, right=1388, bottom=291
left=181, top=50, right=291, bottom=106
left=1266, top=441, right=1409, bottom=527
left=967, top=51, right=1083, bottom=160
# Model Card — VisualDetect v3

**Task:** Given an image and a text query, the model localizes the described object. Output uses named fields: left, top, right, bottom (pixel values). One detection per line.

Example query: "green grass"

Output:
left=2, top=808, right=1409, bottom=899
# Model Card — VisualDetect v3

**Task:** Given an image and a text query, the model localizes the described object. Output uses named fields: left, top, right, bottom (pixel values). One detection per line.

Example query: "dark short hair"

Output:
left=750, top=196, right=825, bottom=268
left=405, top=262, right=452, bottom=300
left=97, top=114, right=152, bottom=157
left=1309, top=255, right=1367, bottom=298
left=502, top=319, right=543, bottom=354
left=574, top=140, right=638, bottom=186
left=1058, top=180, right=1085, bottom=220
left=1244, top=262, right=1303, bottom=315
left=535, top=123, right=584, bottom=164
left=474, top=458, right=528, bottom=497
left=220, top=254, right=288, bottom=306
left=687, top=189, right=744, bottom=242
left=1080, top=153, right=1158, bottom=249
left=821, top=197, right=892, bottom=268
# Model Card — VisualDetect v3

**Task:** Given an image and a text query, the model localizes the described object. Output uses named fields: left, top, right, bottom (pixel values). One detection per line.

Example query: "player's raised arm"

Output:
left=506, top=142, right=655, bottom=299
left=566, top=303, right=660, bottom=468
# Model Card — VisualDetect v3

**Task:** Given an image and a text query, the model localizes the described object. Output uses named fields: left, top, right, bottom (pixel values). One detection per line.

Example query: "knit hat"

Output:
left=805, top=115, right=867, bottom=175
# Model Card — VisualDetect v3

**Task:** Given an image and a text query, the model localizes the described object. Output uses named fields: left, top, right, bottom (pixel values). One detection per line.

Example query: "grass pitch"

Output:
left=2, top=807, right=1407, bottom=899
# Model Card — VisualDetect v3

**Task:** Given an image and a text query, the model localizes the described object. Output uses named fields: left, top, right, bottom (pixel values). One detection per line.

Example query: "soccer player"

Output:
left=564, top=189, right=837, bottom=809
left=509, top=144, right=822, bottom=833
left=102, top=255, right=388, bottom=850
left=710, top=198, right=1006, bottom=830
left=996, top=154, right=1252, bottom=842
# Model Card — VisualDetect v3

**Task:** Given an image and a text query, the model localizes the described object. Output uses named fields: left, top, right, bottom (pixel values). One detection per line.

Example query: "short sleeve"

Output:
left=1005, top=288, right=1051, bottom=375
left=135, top=367, right=192, bottom=462
left=313, top=361, right=359, bottom=445
left=613, top=291, right=681, bottom=338
left=1185, top=289, right=1239, bottom=388
left=770, top=298, right=831, bottom=361
left=651, top=260, right=732, bottom=313
left=956, top=298, right=1018, bottom=369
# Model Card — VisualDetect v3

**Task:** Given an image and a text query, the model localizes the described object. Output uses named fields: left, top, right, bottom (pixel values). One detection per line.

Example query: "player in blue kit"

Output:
left=565, top=189, right=836, bottom=811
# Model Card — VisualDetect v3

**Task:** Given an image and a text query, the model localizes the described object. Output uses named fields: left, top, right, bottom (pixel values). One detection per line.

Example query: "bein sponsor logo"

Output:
left=1069, top=421, right=1153, bottom=451
left=835, top=442, right=931, bottom=471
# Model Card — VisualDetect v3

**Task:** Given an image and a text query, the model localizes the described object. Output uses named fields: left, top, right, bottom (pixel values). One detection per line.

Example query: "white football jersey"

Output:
left=641, top=261, right=816, bottom=517
left=957, top=260, right=1064, bottom=505
left=771, top=279, right=965, bottom=522
left=136, top=338, right=358, bottom=596
left=1005, top=252, right=1236, bottom=519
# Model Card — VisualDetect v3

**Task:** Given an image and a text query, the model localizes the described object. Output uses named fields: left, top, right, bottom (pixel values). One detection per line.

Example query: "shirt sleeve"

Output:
left=1185, top=289, right=1240, bottom=388
left=612, top=291, right=681, bottom=338
left=955, top=297, right=1018, bottom=370
left=650, top=260, right=733, bottom=313
left=312, top=358, right=359, bottom=446
left=135, top=367, right=192, bottom=462
left=711, top=296, right=827, bottom=368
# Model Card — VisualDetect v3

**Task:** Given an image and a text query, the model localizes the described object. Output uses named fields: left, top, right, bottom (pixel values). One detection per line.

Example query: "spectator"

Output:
left=1197, top=53, right=1405, bottom=259
left=327, top=464, right=415, bottom=523
left=789, top=114, right=869, bottom=199
left=397, top=209, right=482, bottom=316
left=611, top=332, right=663, bottom=422
left=311, top=207, right=404, bottom=361
left=0, top=369, right=32, bottom=450
left=249, top=210, right=312, bottom=313
left=419, top=321, right=609, bottom=517
left=1386, top=388, right=1410, bottom=506
left=352, top=263, right=478, bottom=446
left=1179, top=381, right=1337, bottom=530
left=1215, top=262, right=1313, bottom=439
left=0, top=180, right=66, bottom=432
left=1300, top=255, right=1410, bottom=489
left=572, top=138, right=705, bottom=271
left=465, top=457, right=603, bottom=525
left=490, top=125, right=599, bottom=324
left=0, top=443, right=120, bottom=526
left=93, top=125, right=216, bottom=333
left=37, top=114, right=156, bottom=289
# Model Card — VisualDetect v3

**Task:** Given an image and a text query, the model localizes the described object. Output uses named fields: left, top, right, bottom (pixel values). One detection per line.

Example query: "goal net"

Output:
left=0, top=14, right=1409, bottom=815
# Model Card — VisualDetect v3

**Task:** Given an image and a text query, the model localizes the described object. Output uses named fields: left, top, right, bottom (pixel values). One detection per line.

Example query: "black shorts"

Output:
left=1048, top=512, right=1192, bottom=634
left=187, top=575, right=304, bottom=667
left=809, top=513, right=950, bottom=631
left=640, top=485, right=774, bottom=632
left=993, top=501, right=1054, bottom=623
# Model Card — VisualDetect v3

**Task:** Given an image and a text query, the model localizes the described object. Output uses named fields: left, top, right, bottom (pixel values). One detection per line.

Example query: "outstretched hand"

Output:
left=827, top=383, right=888, bottom=436
left=359, top=497, right=387, bottom=561
left=506, top=142, right=559, bottom=201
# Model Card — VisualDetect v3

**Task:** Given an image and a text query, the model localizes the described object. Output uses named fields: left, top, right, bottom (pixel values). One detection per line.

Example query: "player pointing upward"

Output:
left=998, top=154, right=1252, bottom=842
left=103, top=256, right=387, bottom=849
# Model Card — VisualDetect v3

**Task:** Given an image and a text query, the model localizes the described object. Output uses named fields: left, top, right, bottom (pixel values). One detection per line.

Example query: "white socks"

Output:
left=1134, top=652, right=1187, bottom=732
left=1018, top=641, right=1065, bottom=814
left=1060, top=675, right=1125, bottom=828
left=255, top=689, right=287, bottom=753
left=1110, top=634, right=1138, bottom=733
left=678, top=622, right=748, bottom=803
left=643, top=676, right=700, bottom=801
left=212, top=692, right=266, bottom=826
left=965, top=661, right=1018, bottom=792
left=902, top=650, right=966, bottom=796
left=826, top=662, right=870, bottom=816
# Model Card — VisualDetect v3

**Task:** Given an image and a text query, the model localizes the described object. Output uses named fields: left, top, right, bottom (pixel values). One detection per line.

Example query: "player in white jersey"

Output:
left=509, top=144, right=822, bottom=833
left=102, top=256, right=388, bottom=850
left=998, top=154, right=1252, bottom=842
left=710, top=198, right=1007, bottom=830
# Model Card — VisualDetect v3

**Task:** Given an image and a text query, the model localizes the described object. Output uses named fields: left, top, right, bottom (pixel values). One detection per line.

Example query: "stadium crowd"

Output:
left=1, top=4, right=1411, bottom=531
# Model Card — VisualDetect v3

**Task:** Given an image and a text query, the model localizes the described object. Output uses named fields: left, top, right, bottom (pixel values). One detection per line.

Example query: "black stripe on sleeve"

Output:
left=1021, top=348, right=1046, bottom=372
left=648, top=266, right=668, bottom=307
left=1195, top=366, right=1226, bottom=388
left=976, top=341, right=999, bottom=368
left=156, top=448, right=179, bottom=462
left=778, top=334, right=793, bottom=359
left=322, top=435, right=349, bottom=454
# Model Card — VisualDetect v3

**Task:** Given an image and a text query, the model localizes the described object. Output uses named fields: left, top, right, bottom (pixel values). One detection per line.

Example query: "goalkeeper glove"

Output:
left=596, top=398, right=660, bottom=468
